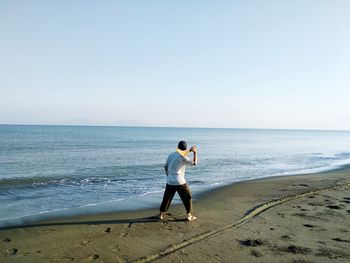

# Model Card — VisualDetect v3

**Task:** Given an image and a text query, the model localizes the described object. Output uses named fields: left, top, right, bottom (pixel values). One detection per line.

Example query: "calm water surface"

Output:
left=1, top=125, right=350, bottom=227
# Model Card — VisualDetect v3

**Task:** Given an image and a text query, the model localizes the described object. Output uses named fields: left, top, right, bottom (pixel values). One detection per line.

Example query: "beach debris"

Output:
left=5, top=248, right=18, bottom=256
left=2, top=237, right=11, bottom=243
left=239, top=239, right=264, bottom=247
left=303, top=224, right=315, bottom=228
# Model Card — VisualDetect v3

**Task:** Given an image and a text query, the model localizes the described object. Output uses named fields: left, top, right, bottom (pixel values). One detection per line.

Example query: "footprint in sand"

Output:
left=342, top=198, right=350, bottom=203
left=5, top=248, right=18, bottom=256
left=81, top=254, right=99, bottom=262
left=280, top=234, right=292, bottom=240
left=118, top=232, right=128, bottom=238
left=80, top=240, right=90, bottom=246
left=315, top=247, right=349, bottom=258
left=239, top=239, right=264, bottom=247
left=63, top=256, right=75, bottom=261
left=74, top=240, right=90, bottom=247
left=326, top=204, right=345, bottom=210
left=277, top=212, right=285, bottom=218
left=250, top=249, right=263, bottom=257
left=277, top=245, right=312, bottom=255
left=103, top=227, right=111, bottom=233
left=332, top=237, right=350, bottom=243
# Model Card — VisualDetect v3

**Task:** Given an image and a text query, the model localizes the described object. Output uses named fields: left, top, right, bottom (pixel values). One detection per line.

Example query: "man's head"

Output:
left=177, top=141, right=187, bottom=151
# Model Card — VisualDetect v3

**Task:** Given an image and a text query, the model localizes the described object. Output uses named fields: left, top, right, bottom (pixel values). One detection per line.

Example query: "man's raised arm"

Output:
left=190, top=146, right=198, bottom=165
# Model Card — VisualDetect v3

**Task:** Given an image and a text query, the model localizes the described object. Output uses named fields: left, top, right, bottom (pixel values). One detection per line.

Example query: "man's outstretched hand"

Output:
left=190, top=145, right=197, bottom=153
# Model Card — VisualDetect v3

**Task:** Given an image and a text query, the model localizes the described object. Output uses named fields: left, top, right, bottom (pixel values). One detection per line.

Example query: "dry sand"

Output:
left=1, top=167, right=350, bottom=263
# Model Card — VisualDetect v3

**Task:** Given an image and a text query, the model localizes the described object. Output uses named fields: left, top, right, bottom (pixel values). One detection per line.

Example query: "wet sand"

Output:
left=1, top=167, right=350, bottom=263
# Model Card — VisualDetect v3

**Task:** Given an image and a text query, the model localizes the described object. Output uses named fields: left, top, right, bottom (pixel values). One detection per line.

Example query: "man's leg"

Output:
left=178, top=184, right=196, bottom=221
left=159, top=184, right=176, bottom=219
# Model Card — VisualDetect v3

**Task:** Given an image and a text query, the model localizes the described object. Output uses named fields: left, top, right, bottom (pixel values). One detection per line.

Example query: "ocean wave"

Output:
left=0, top=163, right=164, bottom=188
left=0, top=176, right=155, bottom=190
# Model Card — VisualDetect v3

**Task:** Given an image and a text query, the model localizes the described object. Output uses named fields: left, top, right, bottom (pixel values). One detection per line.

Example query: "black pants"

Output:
left=159, top=184, right=192, bottom=214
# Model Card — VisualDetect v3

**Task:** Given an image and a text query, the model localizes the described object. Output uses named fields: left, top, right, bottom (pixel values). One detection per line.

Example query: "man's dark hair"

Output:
left=178, top=141, right=187, bottom=151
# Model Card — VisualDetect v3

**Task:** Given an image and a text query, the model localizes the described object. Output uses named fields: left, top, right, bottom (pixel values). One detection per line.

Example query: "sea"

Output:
left=1, top=125, right=350, bottom=228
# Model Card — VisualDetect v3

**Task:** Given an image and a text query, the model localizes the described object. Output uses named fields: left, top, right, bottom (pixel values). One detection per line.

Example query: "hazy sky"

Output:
left=1, top=1, right=349, bottom=129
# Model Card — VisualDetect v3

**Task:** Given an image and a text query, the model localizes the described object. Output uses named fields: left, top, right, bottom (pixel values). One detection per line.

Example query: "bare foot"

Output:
left=187, top=215, right=197, bottom=221
left=157, top=213, right=164, bottom=220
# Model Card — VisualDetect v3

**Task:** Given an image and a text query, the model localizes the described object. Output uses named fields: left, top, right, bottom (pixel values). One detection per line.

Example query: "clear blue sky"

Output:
left=1, top=1, right=349, bottom=129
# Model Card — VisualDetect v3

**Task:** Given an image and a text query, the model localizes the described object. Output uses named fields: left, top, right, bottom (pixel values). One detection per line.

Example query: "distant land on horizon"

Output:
left=1, top=122, right=350, bottom=133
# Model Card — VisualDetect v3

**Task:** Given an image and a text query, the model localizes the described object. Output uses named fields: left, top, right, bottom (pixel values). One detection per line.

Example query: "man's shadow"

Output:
left=0, top=214, right=188, bottom=230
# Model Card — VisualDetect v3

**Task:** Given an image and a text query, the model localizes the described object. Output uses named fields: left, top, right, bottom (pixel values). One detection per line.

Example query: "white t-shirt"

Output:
left=165, top=151, right=193, bottom=185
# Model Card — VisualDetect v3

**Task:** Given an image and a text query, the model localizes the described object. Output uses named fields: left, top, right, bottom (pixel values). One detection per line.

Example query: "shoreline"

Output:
left=1, top=165, right=350, bottom=262
left=2, top=163, right=350, bottom=230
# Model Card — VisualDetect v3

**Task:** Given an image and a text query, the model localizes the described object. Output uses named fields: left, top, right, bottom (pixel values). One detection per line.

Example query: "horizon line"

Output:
left=0, top=123, right=349, bottom=133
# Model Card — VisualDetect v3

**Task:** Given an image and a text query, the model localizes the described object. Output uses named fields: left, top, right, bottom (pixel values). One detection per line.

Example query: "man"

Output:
left=158, top=141, right=198, bottom=221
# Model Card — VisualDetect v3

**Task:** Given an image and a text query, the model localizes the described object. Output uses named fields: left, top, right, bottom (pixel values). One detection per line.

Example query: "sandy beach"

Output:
left=1, top=167, right=350, bottom=263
